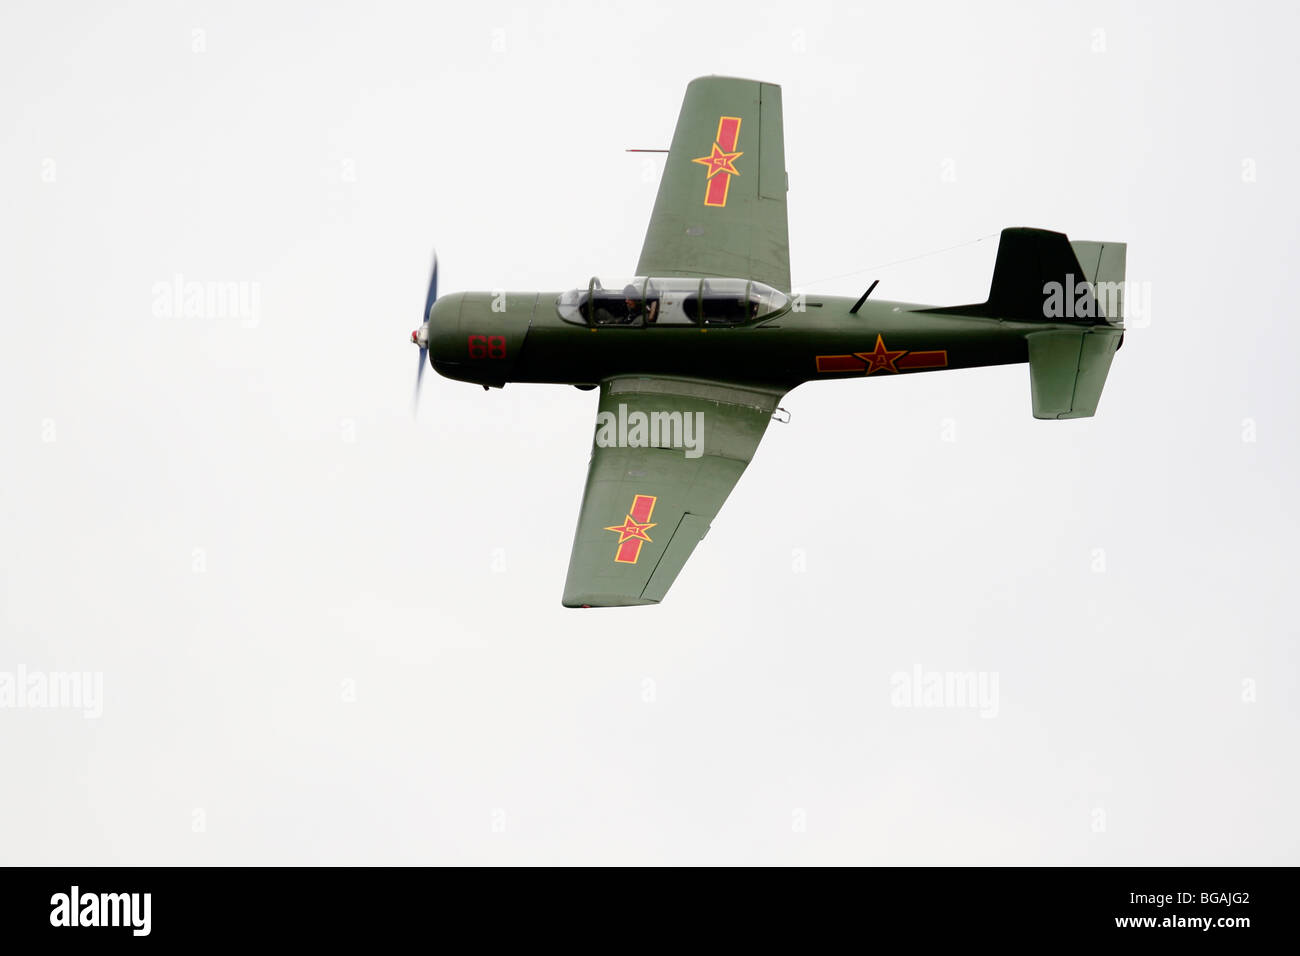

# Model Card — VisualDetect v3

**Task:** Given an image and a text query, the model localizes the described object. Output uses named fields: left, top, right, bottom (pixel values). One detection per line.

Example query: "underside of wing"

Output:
left=636, top=76, right=791, bottom=293
left=562, top=377, right=784, bottom=607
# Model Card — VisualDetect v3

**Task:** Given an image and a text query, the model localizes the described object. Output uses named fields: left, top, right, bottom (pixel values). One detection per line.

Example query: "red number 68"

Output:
left=467, top=335, right=506, bottom=359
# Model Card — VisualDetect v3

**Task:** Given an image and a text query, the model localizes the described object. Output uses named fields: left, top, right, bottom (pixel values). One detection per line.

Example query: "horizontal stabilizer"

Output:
left=1027, top=328, right=1123, bottom=419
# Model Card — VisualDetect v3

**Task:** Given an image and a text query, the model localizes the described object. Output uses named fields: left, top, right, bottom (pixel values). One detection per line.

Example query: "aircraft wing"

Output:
left=636, top=76, right=791, bottom=293
left=562, top=377, right=784, bottom=607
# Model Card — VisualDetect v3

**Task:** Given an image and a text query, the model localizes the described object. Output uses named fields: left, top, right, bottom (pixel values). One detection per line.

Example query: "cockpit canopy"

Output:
left=556, top=276, right=790, bottom=328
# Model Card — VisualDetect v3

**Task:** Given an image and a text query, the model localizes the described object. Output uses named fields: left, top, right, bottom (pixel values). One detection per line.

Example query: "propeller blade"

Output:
left=413, top=250, right=437, bottom=417
left=423, top=253, right=438, bottom=322
left=413, top=345, right=428, bottom=413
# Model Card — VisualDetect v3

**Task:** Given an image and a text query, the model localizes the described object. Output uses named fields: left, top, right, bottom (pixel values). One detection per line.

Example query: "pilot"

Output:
left=622, top=284, right=659, bottom=324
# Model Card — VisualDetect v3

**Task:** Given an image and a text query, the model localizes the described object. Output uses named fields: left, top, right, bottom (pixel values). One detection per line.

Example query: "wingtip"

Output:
left=562, top=593, right=659, bottom=609
left=687, top=74, right=775, bottom=89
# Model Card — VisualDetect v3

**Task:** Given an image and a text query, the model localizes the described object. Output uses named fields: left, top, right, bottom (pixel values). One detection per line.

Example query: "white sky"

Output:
left=2, top=0, right=1296, bottom=864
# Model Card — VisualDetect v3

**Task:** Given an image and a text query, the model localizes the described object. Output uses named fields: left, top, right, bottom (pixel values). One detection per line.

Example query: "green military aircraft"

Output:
left=411, top=75, right=1126, bottom=608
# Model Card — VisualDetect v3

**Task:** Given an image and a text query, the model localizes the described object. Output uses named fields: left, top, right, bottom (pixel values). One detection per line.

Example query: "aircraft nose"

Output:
left=425, top=292, right=463, bottom=367
left=411, top=295, right=453, bottom=359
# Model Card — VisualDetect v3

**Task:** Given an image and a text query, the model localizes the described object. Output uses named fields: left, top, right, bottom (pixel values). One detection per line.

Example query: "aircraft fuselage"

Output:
left=428, top=291, right=1042, bottom=391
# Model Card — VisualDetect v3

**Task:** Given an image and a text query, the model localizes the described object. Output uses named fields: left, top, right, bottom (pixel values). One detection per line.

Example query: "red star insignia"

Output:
left=604, top=515, right=656, bottom=545
left=691, top=142, right=743, bottom=179
left=854, top=334, right=907, bottom=375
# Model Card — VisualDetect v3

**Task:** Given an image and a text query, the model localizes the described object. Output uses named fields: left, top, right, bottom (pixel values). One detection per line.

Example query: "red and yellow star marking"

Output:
left=857, top=334, right=906, bottom=374
left=604, top=494, right=658, bottom=564
left=692, top=116, right=742, bottom=207
left=816, top=334, right=948, bottom=375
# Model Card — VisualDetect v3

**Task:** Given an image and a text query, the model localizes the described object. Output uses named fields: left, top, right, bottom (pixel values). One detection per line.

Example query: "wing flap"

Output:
left=643, top=512, right=712, bottom=603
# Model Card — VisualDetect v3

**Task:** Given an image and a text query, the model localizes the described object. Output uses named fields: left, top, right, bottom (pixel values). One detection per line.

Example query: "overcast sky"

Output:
left=2, top=0, right=1296, bottom=864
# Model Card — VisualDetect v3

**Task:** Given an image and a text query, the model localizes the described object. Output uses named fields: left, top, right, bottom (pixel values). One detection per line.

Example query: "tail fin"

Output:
left=931, top=227, right=1127, bottom=419
left=933, top=227, right=1125, bottom=325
